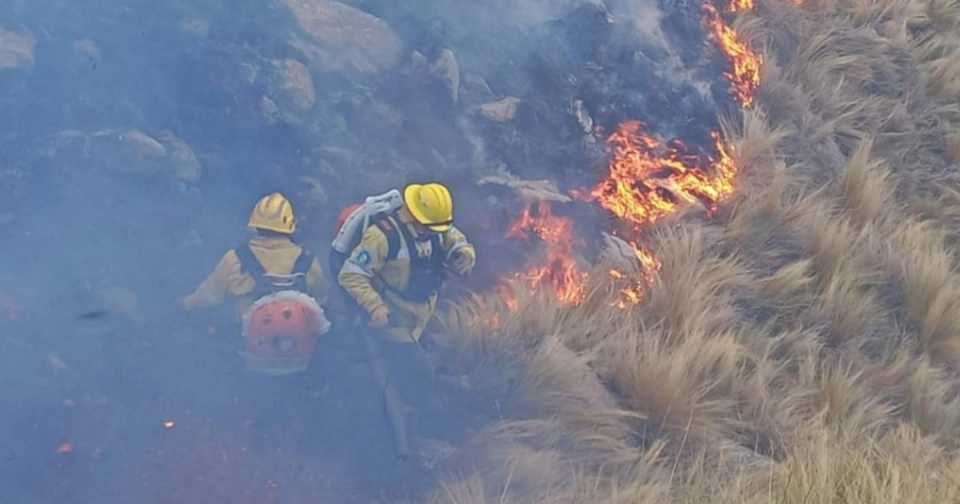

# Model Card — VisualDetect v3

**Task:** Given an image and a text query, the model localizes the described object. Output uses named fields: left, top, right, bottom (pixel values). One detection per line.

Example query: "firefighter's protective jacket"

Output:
left=182, top=236, right=327, bottom=315
left=338, top=211, right=475, bottom=343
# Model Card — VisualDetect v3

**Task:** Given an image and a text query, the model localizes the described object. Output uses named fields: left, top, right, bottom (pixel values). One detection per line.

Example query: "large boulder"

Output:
left=262, top=59, right=316, bottom=124
left=283, top=0, right=404, bottom=77
left=40, top=129, right=202, bottom=184
left=0, top=28, right=35, bottom=71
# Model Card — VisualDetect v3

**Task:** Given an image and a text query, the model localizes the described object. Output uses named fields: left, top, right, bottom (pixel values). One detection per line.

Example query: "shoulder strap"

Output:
left=374, top=214, right=402, bottom=261
left=234, top=242, right=266, bottom=278
left=291, top=247, right=314, bottom=275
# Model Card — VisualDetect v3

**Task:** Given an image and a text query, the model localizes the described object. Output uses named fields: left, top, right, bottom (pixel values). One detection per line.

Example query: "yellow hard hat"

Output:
left=248, top=192, right=296, bottom=234
left=404, top=183, right=453, bottom=232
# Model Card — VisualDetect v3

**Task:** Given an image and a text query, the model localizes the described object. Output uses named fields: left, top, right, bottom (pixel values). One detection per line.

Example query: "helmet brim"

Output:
left=404, top=184, right=452, bottom=233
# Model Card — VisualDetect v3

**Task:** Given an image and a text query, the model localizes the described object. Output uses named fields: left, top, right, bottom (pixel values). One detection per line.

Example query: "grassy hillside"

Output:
left=432, top=0, right=960, bottom=501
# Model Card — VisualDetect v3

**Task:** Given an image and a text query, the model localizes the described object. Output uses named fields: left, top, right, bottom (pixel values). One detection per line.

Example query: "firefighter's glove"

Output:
left=450, top=248, right=476, bottom=277
left=368, top=305, right=390, bottom=329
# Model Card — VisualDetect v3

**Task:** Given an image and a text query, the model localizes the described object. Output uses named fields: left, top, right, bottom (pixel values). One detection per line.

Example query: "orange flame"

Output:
left=703, top=2, right=762, bottom=107
left=609, top=241, right=662, bottom=308
left=586, top=122, right=737, bottom=230
left=493, top=0, right=753, bottom=312
left=506, top=203, right=588, bottom=305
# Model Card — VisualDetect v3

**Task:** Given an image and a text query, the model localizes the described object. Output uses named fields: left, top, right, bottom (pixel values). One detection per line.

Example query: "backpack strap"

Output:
left=373, top=214, right=402, bottom=261
left=234, top=242, right=266, bottom=279
left=236, top=241, right=314, bottom=294
left=289, top=248, right=314, bottom=292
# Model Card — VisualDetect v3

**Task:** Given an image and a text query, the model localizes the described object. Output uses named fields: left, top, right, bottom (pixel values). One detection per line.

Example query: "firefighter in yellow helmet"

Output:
left=334, top=182, right=475, bottom=459
left=180, top=193, right=330, bottom=374
left=336, top=182, right=476, bottom=343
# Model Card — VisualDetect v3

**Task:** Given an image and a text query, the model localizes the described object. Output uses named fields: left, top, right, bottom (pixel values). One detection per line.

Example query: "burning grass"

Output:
left=430, top=0, right=960, bottom=500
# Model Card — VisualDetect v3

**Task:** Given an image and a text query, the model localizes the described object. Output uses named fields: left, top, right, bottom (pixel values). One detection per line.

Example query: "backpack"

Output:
left=331, top=197, right=448, bottom=303
left=331, top=189, right=404, bottom=255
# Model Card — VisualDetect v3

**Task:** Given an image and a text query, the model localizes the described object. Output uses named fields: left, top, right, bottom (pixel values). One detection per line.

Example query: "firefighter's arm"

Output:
left=442, top=226, right=476, bottom=276
left=337, top=227, right=390, bottom=317
left=180, top=250, right=246, bottom=310
left=305, top=257, right=328, bottom=306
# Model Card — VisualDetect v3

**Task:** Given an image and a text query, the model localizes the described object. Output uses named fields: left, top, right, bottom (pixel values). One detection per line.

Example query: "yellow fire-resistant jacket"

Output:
left=182, top=236, right=327, bottom=317
left=338, top=212, right=476, bottom=343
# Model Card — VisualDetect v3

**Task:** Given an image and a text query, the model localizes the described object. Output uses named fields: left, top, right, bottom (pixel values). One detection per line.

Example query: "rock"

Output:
left=430, top=49, right=460, bottom=104
left=45, top=129, right=201, bottom=184
left=91, top=130, right=167, bottom=170
left=0, top=28, right=35, bottom=71
left=477, top=165, right=572, bottom=204
left=283, top=0, right=404, bottom=76
left=265, top=59, right=316, bottom=120
left=156, top=132, right=202, bottom=183
left=479, top=97, right=522, bottom=122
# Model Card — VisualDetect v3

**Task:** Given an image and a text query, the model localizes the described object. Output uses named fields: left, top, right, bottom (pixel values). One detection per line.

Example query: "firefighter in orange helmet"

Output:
left=181, top=193, right=330, bottom=374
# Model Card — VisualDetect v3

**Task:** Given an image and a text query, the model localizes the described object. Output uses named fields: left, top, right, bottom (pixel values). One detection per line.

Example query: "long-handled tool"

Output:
left=358, top=321, right=411, bottom=461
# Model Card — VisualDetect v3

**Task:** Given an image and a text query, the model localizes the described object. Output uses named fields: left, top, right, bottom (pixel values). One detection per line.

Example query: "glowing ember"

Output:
left=703, top=3, right=762, bottom=108
left=586, top=122, right=738, bottom=230
left=506, top=203, right=588, bottom=305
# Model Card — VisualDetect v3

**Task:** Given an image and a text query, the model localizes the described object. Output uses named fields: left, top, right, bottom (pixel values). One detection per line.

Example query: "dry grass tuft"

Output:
left=839, top=139, right=895, bottom=226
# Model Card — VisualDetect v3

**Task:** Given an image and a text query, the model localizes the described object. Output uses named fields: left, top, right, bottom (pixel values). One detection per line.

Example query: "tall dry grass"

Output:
left=427, top=0, right=960, bottom=501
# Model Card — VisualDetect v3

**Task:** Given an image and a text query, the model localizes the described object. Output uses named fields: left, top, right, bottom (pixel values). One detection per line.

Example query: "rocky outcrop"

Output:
left=283, top=0, right=404, bottom=77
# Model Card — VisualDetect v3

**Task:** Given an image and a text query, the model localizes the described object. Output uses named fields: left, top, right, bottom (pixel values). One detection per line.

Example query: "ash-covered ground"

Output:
left=0, top=0, right=739, bottom=502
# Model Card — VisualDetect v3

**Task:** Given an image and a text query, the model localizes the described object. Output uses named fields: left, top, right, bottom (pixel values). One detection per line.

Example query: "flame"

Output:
left=506, top=203, right=588, bottom=305
left=586, top=122, right=738, bottom=230
left=703, top=2, right=762, bottom=108
left=608, top=241, right=662, bottom=308
left=727, top=0, right=754, bottom=13
left=491, top=0, right=753, bottom=311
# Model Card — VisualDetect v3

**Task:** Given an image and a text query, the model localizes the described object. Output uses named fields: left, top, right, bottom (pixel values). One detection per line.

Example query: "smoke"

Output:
left=0, top=0, right=736, bottom=501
